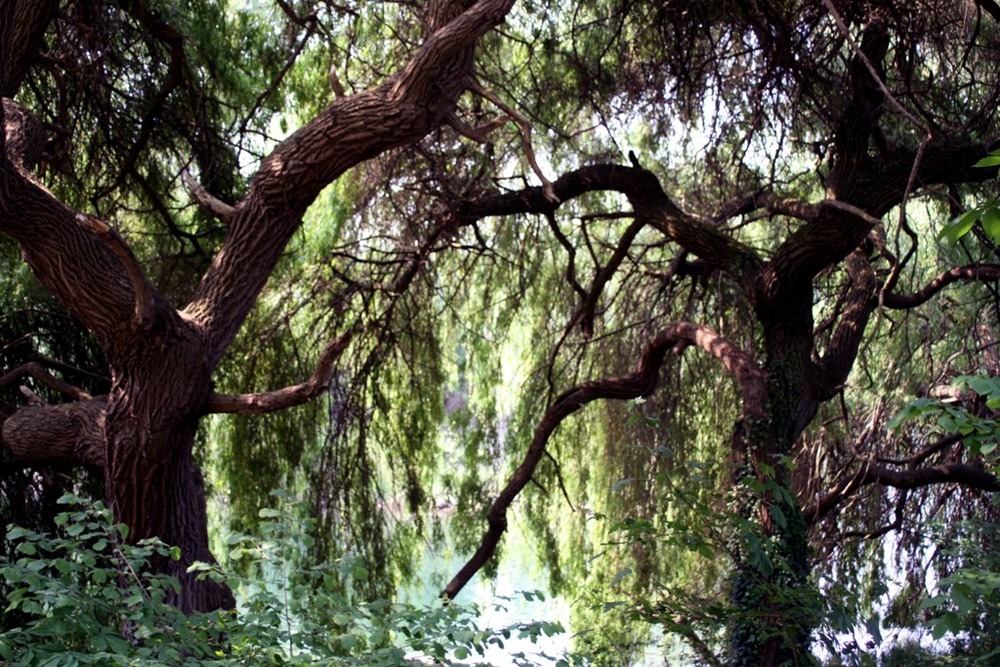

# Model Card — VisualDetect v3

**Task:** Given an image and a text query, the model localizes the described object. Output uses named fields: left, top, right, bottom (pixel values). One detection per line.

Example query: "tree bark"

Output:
left=0, top=0, right=517, bottom=613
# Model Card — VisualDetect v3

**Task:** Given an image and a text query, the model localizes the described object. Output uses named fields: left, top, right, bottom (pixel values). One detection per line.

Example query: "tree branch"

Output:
left=0, top=0, right=58, bottom=97
left=185, top=0, right=517, bottom=365
left=182, top=170, right=235, bottom=224
left=206, top=331, right=352, bottom=414
left=442, top=322, right=766, bottom=599
left=804, top=461, right=999, bottom=524
left=881, top=264, right=1000, bottom=309
left=0, top=362, right=92, bottom=401
left=455, top=163, right=762, bottom=278
left=1, top=396, right=108, bottom=469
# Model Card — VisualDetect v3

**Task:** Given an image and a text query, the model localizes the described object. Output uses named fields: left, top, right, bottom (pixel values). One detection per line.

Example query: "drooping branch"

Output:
left=804, top=461, right=1000, bottom=524
left=206, top=331, right=352, bottom=414
left=441, top=322, right=766, bottom=599
left=881, top=264, right=1000, bottom=309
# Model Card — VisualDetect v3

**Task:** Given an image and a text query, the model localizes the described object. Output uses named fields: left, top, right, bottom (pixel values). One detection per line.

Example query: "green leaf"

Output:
left=973, top=154, right=1000, bottom=168
left=983, top=207, right=1000, bottom=243
left=16, top=543, right=37, bottom=556
left=767, top=503, right=787, bottom=528
left=940, top=209, right=980, bottom=243
left=7, top=526, right=30, bottom=539
left=930, top=611, right=962, bottom=639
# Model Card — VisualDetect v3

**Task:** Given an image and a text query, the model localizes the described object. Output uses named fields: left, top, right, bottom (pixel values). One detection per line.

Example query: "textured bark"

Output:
left=185, top=0, right=516, bottom=363
left=0, top=0, right=517, bottom=613
left=2, top=398, right=106, bottom=469
left=0, top=0, right=58, bottom=96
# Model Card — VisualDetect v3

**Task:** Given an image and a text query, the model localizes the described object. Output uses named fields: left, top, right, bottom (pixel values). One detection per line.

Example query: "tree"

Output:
left=1, top=0, right=516, bottom=613
left=2, top=1, right=1000, bottom=665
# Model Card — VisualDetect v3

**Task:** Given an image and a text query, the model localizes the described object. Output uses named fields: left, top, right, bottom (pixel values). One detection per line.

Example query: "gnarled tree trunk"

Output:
left=0, top=0, right=516, bottom=612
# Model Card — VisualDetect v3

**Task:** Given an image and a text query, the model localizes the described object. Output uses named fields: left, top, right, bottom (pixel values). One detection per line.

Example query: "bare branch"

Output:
left=206, top=331, right=353, bottom=414
left=0, top=362, right=92, bottom=401
left=805, top=461, right=999, bottom=523
left=182, top=169, right=235, bottom=223
left=881, top=264, right=1000, bottom=309
left=455, top=163, right=762, bottom=277
left=468, top=80, right=557, bottom=202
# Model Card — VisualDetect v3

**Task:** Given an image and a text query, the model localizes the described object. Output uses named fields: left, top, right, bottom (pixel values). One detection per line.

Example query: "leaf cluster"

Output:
left=0, top=492, right=588, bottom=667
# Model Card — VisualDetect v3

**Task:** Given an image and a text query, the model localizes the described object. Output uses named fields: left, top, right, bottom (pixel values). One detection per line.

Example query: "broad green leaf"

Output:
left=983, top=207, right=1000, bottom=243
left=940, top=209, right=980, bottom=243
left=973, top=154, right=1000, bottom=168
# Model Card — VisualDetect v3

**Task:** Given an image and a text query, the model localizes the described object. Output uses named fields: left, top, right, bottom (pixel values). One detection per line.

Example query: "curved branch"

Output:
left=455, top=163, right=762, bottom=277
left=441, top=322, right=765, bottom=599
left=804, top=461, right=999, bottom=524
left=206, top=331, right=352, bottom=414
left=186, top=0, right=517, bottom=364
left=881, top=264, right=1000, bottom=309
left=1, top=99, right=165, bottom=342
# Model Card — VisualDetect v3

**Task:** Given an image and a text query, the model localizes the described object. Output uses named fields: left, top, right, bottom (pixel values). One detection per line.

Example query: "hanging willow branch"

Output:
left=441, top=321, right=766, bottom=599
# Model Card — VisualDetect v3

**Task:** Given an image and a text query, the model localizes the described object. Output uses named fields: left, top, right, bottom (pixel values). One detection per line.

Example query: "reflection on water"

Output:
left=399, top=511, right=575, bottom=666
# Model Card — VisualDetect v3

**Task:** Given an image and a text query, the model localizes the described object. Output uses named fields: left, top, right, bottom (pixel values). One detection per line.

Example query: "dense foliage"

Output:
left=3, top=0, right=1000, bottom=665
left=1, top=494, right=581, bottom=666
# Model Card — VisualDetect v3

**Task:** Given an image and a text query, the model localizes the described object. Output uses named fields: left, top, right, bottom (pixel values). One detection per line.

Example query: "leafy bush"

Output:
left=0, top=493, right=586, bottom=666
